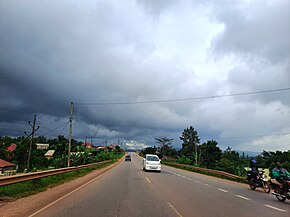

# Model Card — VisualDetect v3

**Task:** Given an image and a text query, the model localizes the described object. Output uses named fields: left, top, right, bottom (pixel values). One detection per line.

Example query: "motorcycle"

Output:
left=271, top=176, right=290, bottom=202
left=246, top=169, right=270, bottom=193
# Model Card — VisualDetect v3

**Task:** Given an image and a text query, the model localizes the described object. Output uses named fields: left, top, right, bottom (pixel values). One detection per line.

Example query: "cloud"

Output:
left=0, top=0, right=289, bottom=151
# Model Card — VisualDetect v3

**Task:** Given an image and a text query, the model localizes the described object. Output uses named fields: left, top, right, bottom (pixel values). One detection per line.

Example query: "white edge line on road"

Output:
left=146, top=177, right=151, bottom=183
left=264, top=204, right=286, bottom=212
left=218, top=188, right=228, bottom=193
left=29, top=167, right=112, bottom=217
left=235, top=195, right=251, bottom=201
left=167, top=202, right=183, bottom=217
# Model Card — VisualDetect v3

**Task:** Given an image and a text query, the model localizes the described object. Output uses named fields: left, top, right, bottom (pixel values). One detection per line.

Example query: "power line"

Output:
left=41, top=121, right=70, bottom=137
left=74, top=87, right=290, bottom=106
left=59, top=121, right=70, bottom=135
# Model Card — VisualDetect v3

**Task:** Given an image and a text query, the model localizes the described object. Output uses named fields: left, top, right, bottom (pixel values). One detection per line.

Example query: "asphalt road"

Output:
left=30, top=154, right=290, bottom=217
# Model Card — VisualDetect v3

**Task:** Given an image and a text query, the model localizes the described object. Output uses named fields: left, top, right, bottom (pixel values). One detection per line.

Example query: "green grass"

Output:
left=162, top=162, right=247, bottom=184
left=0, top=160, right=116, bottom=201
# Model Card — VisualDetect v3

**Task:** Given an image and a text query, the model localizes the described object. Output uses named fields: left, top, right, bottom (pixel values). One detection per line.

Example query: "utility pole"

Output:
left=26, top=114, right=40, bottom=171
left=68, top=102, right=74, bottom=167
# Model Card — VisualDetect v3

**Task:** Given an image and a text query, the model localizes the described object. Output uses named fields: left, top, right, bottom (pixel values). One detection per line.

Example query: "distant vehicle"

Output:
left=143, top=154, right=161, bottom=172
left=125, top=155, right=131, bottom=161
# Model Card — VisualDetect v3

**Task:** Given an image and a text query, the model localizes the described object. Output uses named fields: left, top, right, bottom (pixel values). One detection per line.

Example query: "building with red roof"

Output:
left=82, top=142, right=94, bottom=149
left=7, top=143, right=17, bottom=152
left=7, top=143, right=17, bottom=160
left=0, top=159, right=16, bottom=174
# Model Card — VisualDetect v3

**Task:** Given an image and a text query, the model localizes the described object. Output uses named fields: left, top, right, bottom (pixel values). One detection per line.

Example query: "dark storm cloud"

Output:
left=0, top=0, right=289, bottom=151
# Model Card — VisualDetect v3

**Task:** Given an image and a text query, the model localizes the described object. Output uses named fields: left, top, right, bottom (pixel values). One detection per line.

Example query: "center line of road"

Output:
left=218, top=188, right=228, bottom=193
left=236, top=195, right=251, bottom=201
left=167, top=202, right=183, bottom=217
left=264, top=204, right=286, bottom=212
left=146, top=177, right=151, bottom=183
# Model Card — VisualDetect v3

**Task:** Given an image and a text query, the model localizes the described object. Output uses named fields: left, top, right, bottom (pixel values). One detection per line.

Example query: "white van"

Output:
left=143, top=154, right=161, bottom=172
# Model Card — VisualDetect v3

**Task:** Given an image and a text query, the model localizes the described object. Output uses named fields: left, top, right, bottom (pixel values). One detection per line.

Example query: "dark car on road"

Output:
left=125, top=155, right=131, bottom=161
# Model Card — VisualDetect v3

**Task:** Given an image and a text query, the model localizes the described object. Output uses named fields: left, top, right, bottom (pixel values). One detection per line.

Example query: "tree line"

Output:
left=0, top=135, right=123, bottom=172
left=140, top=126, right=290, bottom=176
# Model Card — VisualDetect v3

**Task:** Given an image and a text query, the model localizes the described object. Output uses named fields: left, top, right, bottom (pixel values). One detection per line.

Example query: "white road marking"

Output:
left=264, top=204, right=286, bottom=212
left=168, top=202, right=183, bottom=217
left=195, top=180, right=201, bottom=183
left=235, top=195, right=251, bottom=201
left=181, top=176, right=186, bottom=178
left=204, top=183, right=209, bottom=186
left=29, top=168, right=107, bottom=217
left=177, top=174, right=181, bottom=176
left=218, top=188, right=228, bottom=193
left=187, top=177, right=192, bottom=180
left=146, top=177, right=151, bottom=183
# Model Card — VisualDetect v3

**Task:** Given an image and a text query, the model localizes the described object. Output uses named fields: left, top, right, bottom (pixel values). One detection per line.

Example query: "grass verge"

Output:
left=0, top=160, right=116, bottom=202
left=162, top=161, right=247, bottom=184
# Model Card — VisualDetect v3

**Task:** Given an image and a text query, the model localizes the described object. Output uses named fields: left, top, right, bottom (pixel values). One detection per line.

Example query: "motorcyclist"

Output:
left=272, top=162, right=290, bottom=195
left=249, top=159, right=259, bottom=181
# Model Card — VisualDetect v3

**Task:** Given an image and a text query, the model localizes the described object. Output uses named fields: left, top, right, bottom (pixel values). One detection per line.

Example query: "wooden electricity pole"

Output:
left=26, top=114, right=39, bottom=171
left=68, top=102, right=74, bottom=167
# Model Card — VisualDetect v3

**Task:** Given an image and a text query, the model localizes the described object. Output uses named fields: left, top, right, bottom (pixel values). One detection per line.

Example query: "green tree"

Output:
left=140, top=146, right=157, bottom=156
left=155, top=137, right=176, bottom=157
left=13, top=137, right=30, bottom=171
left=0, top=137, right=10, bottom=160
left=179, top=126, right=200, bottom=158
left=200, top=140, right=222, bottom=169
left=216, top=146, right=247, bottom=175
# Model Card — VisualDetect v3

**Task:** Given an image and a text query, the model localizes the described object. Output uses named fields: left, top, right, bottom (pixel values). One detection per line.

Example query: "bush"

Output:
left=177, top=155, right=192, bottom=165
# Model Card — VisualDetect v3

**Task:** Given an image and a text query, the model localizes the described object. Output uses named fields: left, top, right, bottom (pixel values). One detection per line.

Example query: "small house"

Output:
left=0, top=159, right=16, bottom=175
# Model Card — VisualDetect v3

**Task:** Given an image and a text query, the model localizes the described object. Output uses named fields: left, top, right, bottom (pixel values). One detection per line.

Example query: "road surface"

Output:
left=28, top=153, right=290, bottom=217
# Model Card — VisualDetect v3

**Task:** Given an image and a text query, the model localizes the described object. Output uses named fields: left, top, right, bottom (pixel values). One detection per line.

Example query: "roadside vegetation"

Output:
left=0, top=135, right=124, bottom=201
left=0, top=135, right=124, bottom=172
left=0, top=160, right=116, bottom=201
left=140, top=126, right=290, bottom=179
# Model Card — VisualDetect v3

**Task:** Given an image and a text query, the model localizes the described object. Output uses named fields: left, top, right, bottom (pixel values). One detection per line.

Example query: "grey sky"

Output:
left=0, top=0, right=289, bottom=152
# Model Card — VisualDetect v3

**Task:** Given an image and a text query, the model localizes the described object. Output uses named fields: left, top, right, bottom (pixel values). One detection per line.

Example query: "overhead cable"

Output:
left=41, top=121, right=70, bottom=137
left=75, top=87, right=290, bottom=106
